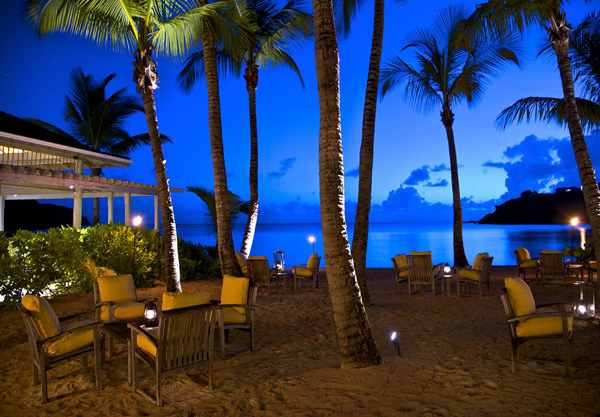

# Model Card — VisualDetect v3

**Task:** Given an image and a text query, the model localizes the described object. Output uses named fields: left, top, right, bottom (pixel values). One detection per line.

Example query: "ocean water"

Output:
left=177, top=222, right=591, bottom=268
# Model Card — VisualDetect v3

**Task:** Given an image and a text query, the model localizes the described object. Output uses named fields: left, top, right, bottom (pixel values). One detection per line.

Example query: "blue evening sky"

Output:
left=0, top=0, right=597, bottom=225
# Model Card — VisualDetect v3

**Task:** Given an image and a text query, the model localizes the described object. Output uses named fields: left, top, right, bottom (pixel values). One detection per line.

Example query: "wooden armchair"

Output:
left=248, top=257, right=278, bottom=294
left=292, top=253, right=321, bottom=291
left=499, top=278, right=573, bottom=376
left=457, top=254, right=493, bottom=297
left=406, top=254, right=443, bottom=299
left=514, top=247, right=539, bottom=280
left=128, top=298, right=216, bottom=406
left=538, top=252, right=569, bottom=285
left=218, top=275, right=258, bottom=358
left=18, top=295, right=103, bottom=403
left=391, top=254, right=409, bottom=293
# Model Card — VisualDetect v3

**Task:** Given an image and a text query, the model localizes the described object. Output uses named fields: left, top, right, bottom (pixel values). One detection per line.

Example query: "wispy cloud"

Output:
left=426, top=179, right=448, bottom=187
left=345, top=167, right=360, bottom=178
left=267, top=157, right=297, bottom=180
left=404, top=167, right=430, bottom=185
left=431, top=164, right=449, bottom=172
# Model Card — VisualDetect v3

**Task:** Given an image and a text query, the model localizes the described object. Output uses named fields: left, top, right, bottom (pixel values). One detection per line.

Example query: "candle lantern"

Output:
left=273, top=249, right=285, bottom=272
left=443, top=263, right=452, bottom=274
left=572, top=281, right=596, bottom=319
left=144, top=299, right=159, bottom=327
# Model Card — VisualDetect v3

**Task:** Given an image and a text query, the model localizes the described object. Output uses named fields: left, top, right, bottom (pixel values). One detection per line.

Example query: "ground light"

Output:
left=308, top=236, right=315, bottom=254
left=391, top=331, right=402, bottom=357
left=132, top=215, right=142, bottom=280
left=570, top=217, right=579, bottom=262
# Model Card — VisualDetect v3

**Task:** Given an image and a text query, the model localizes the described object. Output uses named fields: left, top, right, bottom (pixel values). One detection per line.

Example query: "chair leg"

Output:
left=82, top=356, right=88, bottom=373
left=511, top=344, right=518, bottom=373
left=33, top=363, right=39, bottom=386
left=156, top=369, right=162, bottom=406
left=40, top=367, right=48, bottom=404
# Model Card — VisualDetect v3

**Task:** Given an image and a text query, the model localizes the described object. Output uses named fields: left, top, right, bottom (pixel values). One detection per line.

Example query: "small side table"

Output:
left=568, top=264, right=584, bottom=280
left=441, top=272, right=456, bottom=297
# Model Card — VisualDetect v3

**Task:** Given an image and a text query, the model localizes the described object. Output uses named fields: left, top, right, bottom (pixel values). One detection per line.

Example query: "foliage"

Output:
left=186, top=186, right=250, bottom=237
left=564, top=237, right=596, bottom=264
left=177, top=238, right=220, bottom=281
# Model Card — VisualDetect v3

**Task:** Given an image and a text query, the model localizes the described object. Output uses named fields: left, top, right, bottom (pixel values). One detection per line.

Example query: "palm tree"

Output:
left=495, top=11, right=600, bottom=132
left=380, top=6, right=521, bottom=267
left=312, top=0, right=381, bottom=368
left=178, top=0, right=313, bottom=258
left=187, top=186, right=250, bottom=244
left=26, top=0, right=227, bottom=292
left=27, top=67, right=171, bottom=225
left=467, top=1, right=600, bottom=263
left=350, top=0, right=384, bottom=305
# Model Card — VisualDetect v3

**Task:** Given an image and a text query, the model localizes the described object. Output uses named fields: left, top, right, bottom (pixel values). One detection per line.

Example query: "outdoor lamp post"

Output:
left=308, top=236, right=316, bottom=254
left=390, top=331, right=402, bottom=357
left=144, top=299, right=158, bottom=327
left=571, top=217, right=579, bottom=262
left=132, top=215, right=142, bottom=280
left=274, top=249, right=285, bottom=272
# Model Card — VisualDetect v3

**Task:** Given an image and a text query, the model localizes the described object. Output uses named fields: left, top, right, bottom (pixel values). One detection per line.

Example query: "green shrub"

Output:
left=177, top=238, right=220, bottom=281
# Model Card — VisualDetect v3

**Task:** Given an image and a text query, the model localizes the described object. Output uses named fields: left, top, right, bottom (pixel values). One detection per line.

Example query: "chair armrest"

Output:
left=219, top=304, right=256, bottom=311
left=508, top=310, right=572, bottom=323
left=37, top=322, right=103, bottom=347
left=128, top=322, right=157, bottom=348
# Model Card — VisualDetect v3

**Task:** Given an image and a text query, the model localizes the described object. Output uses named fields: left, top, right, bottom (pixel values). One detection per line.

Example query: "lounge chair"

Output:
left=248, top=257, right=279, bottom=294
left=391, top=254, right=409, bottom=292
left=292, top=253, right=321, bottom=291
left=538, top=252, right=569, bottom=285
left=457, top=253, right=493, bottom=296
left=406, top=253, right=443, bottom=299
left=514, top=247, right=539, bottom=280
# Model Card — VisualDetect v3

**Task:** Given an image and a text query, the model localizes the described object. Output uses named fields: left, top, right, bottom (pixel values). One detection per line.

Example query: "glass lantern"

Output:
left=273, top=249, right=285, bottom=273
left=144, top=299, right=159, bottom=327
left=572, top=281, right=596, bottom=319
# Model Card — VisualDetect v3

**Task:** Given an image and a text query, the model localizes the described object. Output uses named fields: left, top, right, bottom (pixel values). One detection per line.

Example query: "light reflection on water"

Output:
left=177, top=222, right=590, bottom=268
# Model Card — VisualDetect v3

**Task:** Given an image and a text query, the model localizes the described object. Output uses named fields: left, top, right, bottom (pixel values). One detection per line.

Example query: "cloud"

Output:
left=431, top=164, right=449, bottom=172
left=482, top=161, right=506, bottom=169
left=404, top=167, right=430, bottom=185
left=426, top=179, right=448, bottom=187
left=267, top=157, right=297, bottom=180
left=345, top=167, right=360, bottom=178
left=227, top=171, right=235, bottom=178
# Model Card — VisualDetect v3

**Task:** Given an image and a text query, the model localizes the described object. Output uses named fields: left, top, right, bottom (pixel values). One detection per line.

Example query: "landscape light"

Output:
left=144, top=299, right=158, bottom=327
left=308, top=236, right=316, bottom=253
left=570, top=218, right=579, bottom=262
left=571, top=218, right=579, bottom=227
left=390, top=331, right=402, bottom=357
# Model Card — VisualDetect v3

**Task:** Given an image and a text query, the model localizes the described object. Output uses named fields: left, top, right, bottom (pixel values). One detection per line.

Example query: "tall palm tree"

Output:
left=187, top=186, right=250, bottom=243
left=495, top=11, right=600, bottom=132
left=467, top=1, right=600, bottom=263
left=312, top=0, right=381, bottom=368
left=380, top=6, right=521, bottom=267
left=350, top=0, right=384, bottom=305
left=27, top=67, right=171, bottom=225
left=178, top=0, right=313, bottom=258
left=26, top=0, right=228, bottom=292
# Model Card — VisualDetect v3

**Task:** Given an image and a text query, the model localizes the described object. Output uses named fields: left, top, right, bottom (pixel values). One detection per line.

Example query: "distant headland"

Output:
left=478, top=187, right=588, bottom=225
left=4, top=200, right=90, bottom=233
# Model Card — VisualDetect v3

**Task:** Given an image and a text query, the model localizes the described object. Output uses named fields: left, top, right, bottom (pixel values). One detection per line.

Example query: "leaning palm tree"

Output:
left=26, top=0, right=229, bottom=292
left=380, top=6, right=521, bottom=267
left=467, top=1, right=600, bottom=263
left=495, top=11, right=600, bottom=132
left=27, top=67, right=171, bottom=225
left=311, top=0, right=381, bottom=368
left=178, top=0, right=313, bottom=258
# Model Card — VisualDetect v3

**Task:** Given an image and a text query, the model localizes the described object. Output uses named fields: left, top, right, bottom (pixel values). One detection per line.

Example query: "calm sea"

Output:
left=177, top=223, right=591, bottom=268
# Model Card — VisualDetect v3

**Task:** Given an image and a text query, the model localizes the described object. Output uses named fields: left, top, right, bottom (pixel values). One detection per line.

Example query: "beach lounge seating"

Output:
left=406, top=253, right=443, bottom=299
left=218, top=275, right=258, bottom=358
left=538, top=252, right=569, bottom=285
left=391, top=254, right=409, bottom=292
left=457, top=254, right=493, bottom=297
left=128, top=292, right=215, bottom=406
left=235, top=252, right=249, bottom=277
left=514, top=247, right=539, bottom=280
left=499, top=278, right=573, bottom=376
left=18, top=295, right=103, bottom=403
left=292, top=253, right=321, bottom=291
left=584, top=260, right=597, bottom=282
left=248, top=257, right=279, bottom=294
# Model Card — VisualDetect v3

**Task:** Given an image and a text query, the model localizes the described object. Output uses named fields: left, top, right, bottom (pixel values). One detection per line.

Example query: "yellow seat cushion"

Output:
left=248, top=256, right=268, bottom=261
left=393, top=254, right=407, bottom=269
left=294, top=266, right=314, bottom=278
left=97, top=274, right=137, bottom=303
left=459, top=269, right=480, bottom=281
left=515, top=316, right=573, bottom=338
left=162, top=292, right=210, bottom=311
left=472, top=253, right=489, bottom=271
left=505, top=278, right=536, bottom=316
left=45, top=320, right=94, bottom=357
left=541, top=249, right=562, bottom=254
left=397, top=270, right=408, bottom=279
left=222, top=306, right=246, bottom=324
left=221, top=275, right=249, bottom=315
left=587, top=262, right=597, bottom=271
left=520, top=259, right=538, bottom=269
left=306, top=253, right=319, bottom=270
left=410, top=251, right=431, bottom=256
left=516, top=247, right=530, bottom=261
left=100, top=302, right=146, bottom=322
left=21, top=295, right=60, bottom=339
left=136, top=327, right=159, bottom=357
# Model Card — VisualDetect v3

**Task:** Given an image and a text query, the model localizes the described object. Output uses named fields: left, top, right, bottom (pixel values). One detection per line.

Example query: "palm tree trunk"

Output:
left=441, top=106, right=468, bottom=267
left=91, top=167, right=102, bottom=225
left=241, top=58, right=260, bottom=257
left=312, top=0, right=381, bottom=368
left=351, top=0, right=384, bottom=306
left=201, top=30, right=242, bottom=276
left=139, top=87, right=181, bottom=292
left=550, top=13, right=600, bottom=262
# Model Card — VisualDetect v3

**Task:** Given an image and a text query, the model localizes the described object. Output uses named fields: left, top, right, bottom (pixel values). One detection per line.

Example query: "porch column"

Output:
left=154, top=195, right=159, bottom=231
left=124, top=193, right=131, bottom=226
left=0, top=193, right=4, bottom=232
left=72, top=160, right=83, bottom=229
left=107, top=192, right=114, bottom=224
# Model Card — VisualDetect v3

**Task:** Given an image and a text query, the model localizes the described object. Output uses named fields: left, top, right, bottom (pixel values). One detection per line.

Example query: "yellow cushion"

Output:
left=100, top=302, right=146, bottom=322
left=307, top=253, right=319, bottom=270
left=221, top=275, right=249, bottom=315
left=248, top=256, right=268, bottom=261
left=222, top=306, right=246, bottom=324
left=162, top=292, right=210, bottom=311
left=410, top=251, right=431, bottom=256
left=515, top=316, right=573, bottom=338
left=587, top=262, right=597, bottom=272
left=21, top=295, right=60, bottom=339
left=541, top=249, right=562, bottom=255
left=459, top=269, right=480, bottom=281
left=520, top=259, right=538, bottom=269
left=505, top=278, right=536, bottom=317
left=393, top=254, right=407, bottom=270
left=473, top=253, right=489, bottom=271
left=295, top=266, right=314, bottom=278
left=97, top=274, right=137, bottom=303
left=136, top=327, right=159, bottom=357
left=45, top=320, right=94, bottom=357
left=516, top=247, right=530, bottom=261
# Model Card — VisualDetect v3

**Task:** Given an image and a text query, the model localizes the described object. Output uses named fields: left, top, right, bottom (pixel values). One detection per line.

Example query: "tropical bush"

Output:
left=178, top=238, right=220, bottom=281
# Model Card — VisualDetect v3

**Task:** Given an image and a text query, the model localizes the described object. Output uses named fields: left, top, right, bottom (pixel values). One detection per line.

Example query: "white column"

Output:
left=72, top=160, right=83, bottom=229
left=124, top=193, right=131, bottom=226
left=154, top=195, right=159, bottom=231
left=0, top=193, right=4, bottom=232
left=107, top=192, right=114, bottom=224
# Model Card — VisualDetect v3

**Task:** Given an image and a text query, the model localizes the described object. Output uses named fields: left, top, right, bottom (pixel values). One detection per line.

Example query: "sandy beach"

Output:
left=1, top=266, right=599, bottom=416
